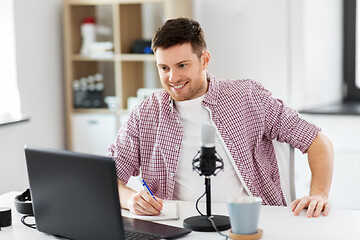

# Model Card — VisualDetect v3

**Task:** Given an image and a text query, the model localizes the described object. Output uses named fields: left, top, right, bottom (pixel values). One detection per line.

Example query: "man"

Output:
left=108, top=18, right=333, bottom=218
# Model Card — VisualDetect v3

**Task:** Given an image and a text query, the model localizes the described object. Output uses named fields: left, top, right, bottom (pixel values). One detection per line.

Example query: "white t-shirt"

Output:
left=173, top=95, right=248, bottom=202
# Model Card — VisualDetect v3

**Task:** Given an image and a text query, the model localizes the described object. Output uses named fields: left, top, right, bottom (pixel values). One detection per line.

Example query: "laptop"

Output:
left=24, top=147, right=191, bottom=240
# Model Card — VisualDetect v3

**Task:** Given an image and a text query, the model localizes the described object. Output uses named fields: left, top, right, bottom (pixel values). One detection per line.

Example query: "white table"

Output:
left=1, top=191, right=360, bottom=239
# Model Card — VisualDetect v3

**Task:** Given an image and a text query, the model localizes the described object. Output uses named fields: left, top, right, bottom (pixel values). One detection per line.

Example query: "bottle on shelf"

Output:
left=80, top=16, right=96, bottom=56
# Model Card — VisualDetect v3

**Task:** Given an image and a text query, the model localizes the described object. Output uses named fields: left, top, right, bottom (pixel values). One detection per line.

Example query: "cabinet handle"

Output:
left=88, top=120, right=98, bottom=125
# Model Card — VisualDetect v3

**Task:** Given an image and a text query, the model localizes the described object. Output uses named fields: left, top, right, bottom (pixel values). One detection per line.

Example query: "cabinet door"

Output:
left=295, top=114, right=360, bottom=210
left=71, top=113, right=117, bottom=156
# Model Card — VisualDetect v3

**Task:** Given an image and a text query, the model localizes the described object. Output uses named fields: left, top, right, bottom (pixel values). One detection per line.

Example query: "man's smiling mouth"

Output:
left=172, top=82, right=188, bottom=89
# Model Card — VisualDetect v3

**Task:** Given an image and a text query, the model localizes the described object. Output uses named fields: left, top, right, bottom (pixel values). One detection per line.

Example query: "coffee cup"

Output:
left=227, top=196, right=262, bottom=235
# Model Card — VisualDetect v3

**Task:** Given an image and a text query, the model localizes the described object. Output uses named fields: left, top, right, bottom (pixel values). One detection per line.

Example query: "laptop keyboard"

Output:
left=124, top=230, right=161, bottom=240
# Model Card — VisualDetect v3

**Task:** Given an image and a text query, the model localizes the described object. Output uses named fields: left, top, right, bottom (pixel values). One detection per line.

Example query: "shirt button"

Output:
left=169, top=173, right=174, bottom=178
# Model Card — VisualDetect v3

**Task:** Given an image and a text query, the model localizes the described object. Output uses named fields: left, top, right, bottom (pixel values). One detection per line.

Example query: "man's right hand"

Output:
left=117, top=179, right=163, bottom=216
left=127, top=190, right=163, bottom=215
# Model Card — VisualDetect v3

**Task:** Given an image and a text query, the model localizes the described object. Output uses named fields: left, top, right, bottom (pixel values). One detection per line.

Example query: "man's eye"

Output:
left=179, top=64, right=186, bottom=68
left=161, top=66, right=168, bottom=71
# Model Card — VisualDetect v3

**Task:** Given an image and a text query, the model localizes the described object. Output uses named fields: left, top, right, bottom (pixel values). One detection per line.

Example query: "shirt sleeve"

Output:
left=108, top=109, right=141, bottom=183
left=254, top=82, right=320, bottom=153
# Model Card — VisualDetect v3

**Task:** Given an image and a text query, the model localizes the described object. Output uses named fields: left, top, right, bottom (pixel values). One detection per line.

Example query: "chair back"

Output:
left=273, top=140, right=295, bottom=205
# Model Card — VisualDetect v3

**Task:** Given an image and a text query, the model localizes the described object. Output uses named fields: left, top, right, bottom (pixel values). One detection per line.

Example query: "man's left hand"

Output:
left=290, top=195, right=330, bottom=218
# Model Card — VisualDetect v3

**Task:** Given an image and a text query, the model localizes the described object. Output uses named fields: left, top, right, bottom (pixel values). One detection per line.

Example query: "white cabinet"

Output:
left=295, top=114, right=360, bottom=210
left=71, top=113, right=117, bottom=156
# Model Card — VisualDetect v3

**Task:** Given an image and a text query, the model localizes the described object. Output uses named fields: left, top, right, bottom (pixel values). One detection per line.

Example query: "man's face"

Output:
left=155, top=43, right=210, bottom=101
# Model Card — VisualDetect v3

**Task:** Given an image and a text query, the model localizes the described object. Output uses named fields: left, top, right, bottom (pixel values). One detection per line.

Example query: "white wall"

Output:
left=290, top=0, right=343, bottom=110
left=194, top=0, right=289, bottom=100
left=194, top=0, right=342, bottom=109
left=0, top=0, right=65, bottom=194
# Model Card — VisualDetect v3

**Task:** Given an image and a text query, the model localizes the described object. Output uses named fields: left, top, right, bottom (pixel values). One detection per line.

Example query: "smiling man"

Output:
left=108, top=18, right=334, bottom=218
left=155, top=42, right=209, bottom=101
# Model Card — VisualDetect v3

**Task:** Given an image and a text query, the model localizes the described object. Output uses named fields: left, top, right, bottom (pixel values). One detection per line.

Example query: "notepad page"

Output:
left=122, top=201, right=179, bottom=221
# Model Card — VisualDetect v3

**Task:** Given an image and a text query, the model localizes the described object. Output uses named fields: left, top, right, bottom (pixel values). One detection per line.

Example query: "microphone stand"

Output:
left=206, top=177, right=211, bottom=216
left=183, top=151, right=231, bottom=232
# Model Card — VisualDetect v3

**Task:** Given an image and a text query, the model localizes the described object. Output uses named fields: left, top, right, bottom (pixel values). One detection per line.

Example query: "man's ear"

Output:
left=201, top=51, right=210, bottom=70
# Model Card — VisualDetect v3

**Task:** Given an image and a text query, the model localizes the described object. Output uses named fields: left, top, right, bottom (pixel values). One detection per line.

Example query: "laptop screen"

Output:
left=24, top=147, right=191, bottom=240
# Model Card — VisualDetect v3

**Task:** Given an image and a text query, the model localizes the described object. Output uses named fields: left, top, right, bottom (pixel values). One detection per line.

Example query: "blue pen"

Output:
left=139, top=178, right=158, bottom=202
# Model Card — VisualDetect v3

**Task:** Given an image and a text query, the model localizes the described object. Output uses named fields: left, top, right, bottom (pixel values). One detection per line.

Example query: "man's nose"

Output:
left=169, top=69, right=180, bottom=83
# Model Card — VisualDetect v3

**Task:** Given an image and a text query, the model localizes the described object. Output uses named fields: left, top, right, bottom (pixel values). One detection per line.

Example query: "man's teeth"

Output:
left=173, top=83, right=186, bottom=89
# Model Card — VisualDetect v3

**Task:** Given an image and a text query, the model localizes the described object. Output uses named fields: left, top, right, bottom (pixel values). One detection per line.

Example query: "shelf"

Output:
left=120, top=54, right=155, bottom=61
left=71, top=54, right=156, bottom=62
left=72, top=54, right=116, bottom=61
left=73, top=108, right=116, bottom=114
left=299, top=102, right=360, bottom=116
left=73, top=108, right=131, bottom=116
left=66, top=0, right=114, bottom=5
left=66, top=0, right=165, bottom=5
left=63, top=0, right=193, bottom=150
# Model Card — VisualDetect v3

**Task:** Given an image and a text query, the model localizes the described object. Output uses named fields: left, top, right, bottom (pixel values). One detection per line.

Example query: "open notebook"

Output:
left=122, top=201, right=179, bottom=221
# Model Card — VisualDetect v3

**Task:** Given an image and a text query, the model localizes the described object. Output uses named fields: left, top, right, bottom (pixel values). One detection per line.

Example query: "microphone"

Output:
left=192, top=124, right=224, bottom=177
left=184, top=124, right=230, bottom=232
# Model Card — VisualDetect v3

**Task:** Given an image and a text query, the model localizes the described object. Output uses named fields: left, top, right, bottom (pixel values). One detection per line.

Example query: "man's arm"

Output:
left=290, top=131, right=334, bottom=217
left=117, top=179, right=163, bottom=215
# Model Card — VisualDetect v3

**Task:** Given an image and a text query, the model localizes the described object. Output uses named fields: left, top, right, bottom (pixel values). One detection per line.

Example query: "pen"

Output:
left=139, top=178, right=158, bottom=203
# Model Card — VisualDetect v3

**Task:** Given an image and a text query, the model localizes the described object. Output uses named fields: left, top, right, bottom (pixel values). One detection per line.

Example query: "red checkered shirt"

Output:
left=108, top=74, right=319, bottom=206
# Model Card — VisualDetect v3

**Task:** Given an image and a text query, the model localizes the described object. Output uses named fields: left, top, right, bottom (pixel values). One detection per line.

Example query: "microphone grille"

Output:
left=201, top=124, right=215, bottom=147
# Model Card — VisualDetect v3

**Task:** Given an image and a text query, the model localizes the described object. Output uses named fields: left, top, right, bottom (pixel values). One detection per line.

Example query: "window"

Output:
left=344, top=0, right=360, bottom=101
left=0, top=0, right=24, bottom=125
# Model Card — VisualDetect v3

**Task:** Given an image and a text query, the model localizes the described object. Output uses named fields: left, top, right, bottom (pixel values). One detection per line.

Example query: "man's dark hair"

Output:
left=151, top=17, right=206, bottom=57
